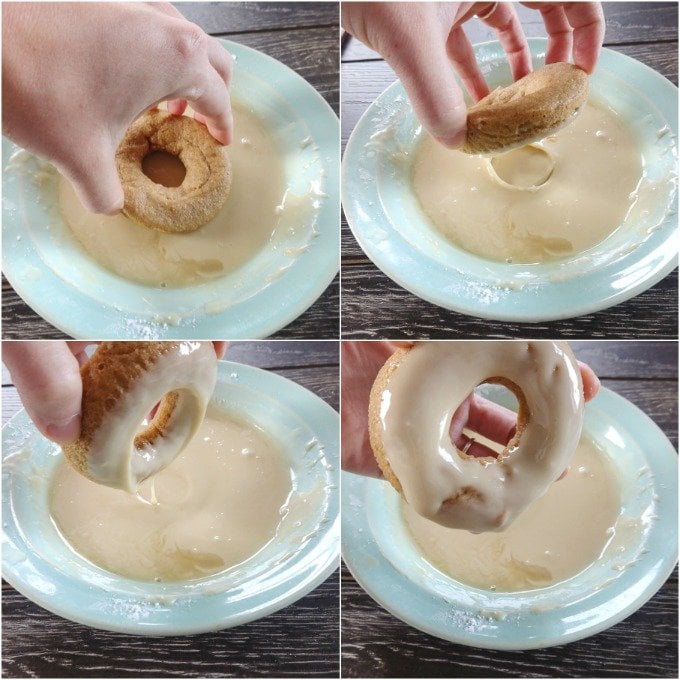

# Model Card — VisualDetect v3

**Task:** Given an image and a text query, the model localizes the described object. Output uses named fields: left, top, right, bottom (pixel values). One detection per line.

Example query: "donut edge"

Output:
left=367, top=346, right=412, bottom=498
left=61, top=342, right=207, bottom=485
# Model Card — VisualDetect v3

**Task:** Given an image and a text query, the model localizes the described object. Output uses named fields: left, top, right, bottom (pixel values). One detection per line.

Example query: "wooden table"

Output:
left=2, top=340, right=340, bottom=678
left=2, top=1, right=339, bottom=340
left=341, top=2, right=678, bottom=339
left=342, top=340, right=678, bottom=678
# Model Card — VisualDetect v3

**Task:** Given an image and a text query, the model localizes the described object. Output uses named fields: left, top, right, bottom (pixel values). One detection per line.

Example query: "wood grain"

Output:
left=2, top=341, right=340, bottom=678
left=340, top=264, right=678, bottom=339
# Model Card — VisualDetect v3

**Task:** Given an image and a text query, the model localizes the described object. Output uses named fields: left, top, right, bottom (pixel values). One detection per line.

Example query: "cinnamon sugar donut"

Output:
left=462, top=63, right=588, bottom=155
left=62, top=341, right=217, bottom=492
left=368, top=341, right=584, bottom=532
left=116, top=110, right=231, bottom=233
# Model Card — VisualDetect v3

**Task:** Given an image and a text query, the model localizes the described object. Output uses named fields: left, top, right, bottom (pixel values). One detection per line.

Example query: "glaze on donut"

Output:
left=62, top=341, right=217, bottom=491
left=462, top=63, right=588, bottom=155
left=116, top=110, right=231, bottom=233
left=368, top=341, right=584, bottom=532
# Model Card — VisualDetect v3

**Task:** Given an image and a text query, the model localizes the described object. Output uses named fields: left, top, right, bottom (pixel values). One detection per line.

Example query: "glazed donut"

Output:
left=62, top=341, right=217, bottom=492
left=116, top=110, right=231, bottom=233
left=368, top=341, right=584, bottom=532
left=462, top=63, right=588, bottom=155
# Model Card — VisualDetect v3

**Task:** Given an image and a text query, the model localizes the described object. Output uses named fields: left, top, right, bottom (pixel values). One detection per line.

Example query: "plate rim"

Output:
left=341, top=386, right=678, bottom=650
left=2, top=359, right=340, bottom=635
left=2, top=37, right=340, bottom=340
left=341, top=38, right=679, bottom=323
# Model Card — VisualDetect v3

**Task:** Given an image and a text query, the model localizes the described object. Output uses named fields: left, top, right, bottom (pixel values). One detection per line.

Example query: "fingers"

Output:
left=187, top=64, right=233, bottom=145
left=4, top=342, right=83, bottom=444
left=446, top=26, right=490, bottom=101
left=213, top=342, right=228, bottom=359
left=523, top=2, right=605, bottom=73
left=564, top=2, right=605, bottom=73
left=579, top=361, right=600, bottom=401
left=386, top=31, right=468, bottom=147
left=60, top=139, right=124, bottom=215
left=477, top=2, right=533, bottom=80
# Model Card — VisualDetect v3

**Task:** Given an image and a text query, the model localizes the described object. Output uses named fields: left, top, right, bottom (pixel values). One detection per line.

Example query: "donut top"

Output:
left=374, top=341, right=584, bottom=532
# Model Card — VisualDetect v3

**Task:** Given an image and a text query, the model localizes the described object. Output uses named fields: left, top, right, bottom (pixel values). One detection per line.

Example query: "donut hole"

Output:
left=142, top=150, right=186, bottom=188
left=133, top=392, right=178, bottom=450
left=453, top=379, right=527, bottom=461
left=489, top=144, right=554, bottom=189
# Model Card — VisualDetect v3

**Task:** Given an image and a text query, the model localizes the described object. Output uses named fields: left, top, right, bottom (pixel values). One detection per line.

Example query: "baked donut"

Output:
left=116, top=110, right=231, bottom=233
left=62, top=341, right=217, bottom=492
left=368, top=341, right=584, bottom=532
left=462, top=63, right=588, bottom=155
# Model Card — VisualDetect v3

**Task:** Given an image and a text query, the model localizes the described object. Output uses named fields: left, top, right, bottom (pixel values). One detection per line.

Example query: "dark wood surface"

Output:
left=341, top=340, right=678, bottom=678
left=2, top=2, right=339, bottom=340
left=340, top=2, right=679, bottom=339
left=2, top=340, right=340, bottom=678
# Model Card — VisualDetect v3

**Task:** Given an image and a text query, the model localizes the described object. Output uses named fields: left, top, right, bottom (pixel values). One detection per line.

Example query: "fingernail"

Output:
left=45, top=415, right=81, bottom=444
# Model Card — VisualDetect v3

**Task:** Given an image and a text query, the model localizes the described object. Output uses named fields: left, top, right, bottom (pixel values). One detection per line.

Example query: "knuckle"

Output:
left=172, top=23, right=207, bottom=60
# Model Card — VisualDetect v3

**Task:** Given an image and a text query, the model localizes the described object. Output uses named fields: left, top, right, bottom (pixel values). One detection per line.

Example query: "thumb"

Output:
left=60, top=139, right=124, bottom=215
left=382, top=22, right=467, bottom=147
left=4, top=342, right=83, bottom=444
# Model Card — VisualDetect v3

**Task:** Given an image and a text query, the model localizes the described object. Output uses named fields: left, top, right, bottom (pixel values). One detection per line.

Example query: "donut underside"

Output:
left=368, top=349, right=529, bottom=510
left=462, top=63, right=588, bottom=154
left=61, top=342, right=183, bottom=483
left=116, top=111, right=231, bottom=233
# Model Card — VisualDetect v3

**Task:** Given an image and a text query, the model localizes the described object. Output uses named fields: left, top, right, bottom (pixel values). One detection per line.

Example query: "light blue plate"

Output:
left=2, top=39, right=339, bottom=339
left=2, top=360, right=339, bottom=635
left=342, top=39, right=678, bottom=322
left=342, top=386, right=677, bottom=649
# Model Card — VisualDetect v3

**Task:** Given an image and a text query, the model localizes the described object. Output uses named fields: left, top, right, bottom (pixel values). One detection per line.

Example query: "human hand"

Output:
left=3, top=341, right=228, bottom=445
left=2, top=2, right=233, bottom=214
left=342, top=2, right=604, bottom=147
left=341, top=341, right=600, bottom=477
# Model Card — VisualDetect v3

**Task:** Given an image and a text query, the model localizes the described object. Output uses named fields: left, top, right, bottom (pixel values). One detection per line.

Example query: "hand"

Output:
left=3, top=341, right=228, bottom=445
left=341, top=341, right=600, bottom=477
left=342, top=2, right=605, bottom=147
left=2, top=2, right=233, bottom=215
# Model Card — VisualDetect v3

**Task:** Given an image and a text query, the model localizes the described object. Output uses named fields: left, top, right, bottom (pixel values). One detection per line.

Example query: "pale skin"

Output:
left=2, top=2, right=233, bottom=215
left=342, top=342, right=601, bottom=478
left=342, top=2, right=605, bottom=147
left=2, top=342, right=228, bottom=445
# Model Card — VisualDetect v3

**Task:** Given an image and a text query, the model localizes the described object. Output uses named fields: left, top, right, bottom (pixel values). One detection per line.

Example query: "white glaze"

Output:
left=377, top=341, right=584, bottom=532
left=52, top=410, right=293, bottom=582
left=403, top=435, right=620, bottom=590
left=86, top=342, right=216, bottom=491
left=412, top=101, right=644, bottom=263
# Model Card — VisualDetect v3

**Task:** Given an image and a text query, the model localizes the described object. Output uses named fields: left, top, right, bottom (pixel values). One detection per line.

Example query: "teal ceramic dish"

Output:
left=342, top=386, right=677, bottom=649
left=2, top=39, right=339, bottom=339
left=342, top=39, right=678, bottom=322
left=3, top=360, right=339, bottom=635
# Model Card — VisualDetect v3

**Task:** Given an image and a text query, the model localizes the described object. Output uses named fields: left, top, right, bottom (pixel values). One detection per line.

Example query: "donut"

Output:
left=461, top=63, right=588, bottom=155
left=62, top=341, right=217, bottom=492
left=116, top=110, right=231, bottom=233
left=368, top=341, right=584, bottom=532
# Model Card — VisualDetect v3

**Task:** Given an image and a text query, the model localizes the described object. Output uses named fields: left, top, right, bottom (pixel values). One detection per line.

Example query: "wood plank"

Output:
left=340, top=264, right=678, bottom=340
left=175, top=2, right=338, bottom=36
left=341, top=564, right=677, bottom=678
left=571, top=341, right=678, bottom=380
left=2, top=570, right=339, bottom=679
left=2, top=275, right=339, bottom=341
left=225, top=27, right=339, bottom=114
left=342, top=2, right=678, bottom=61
